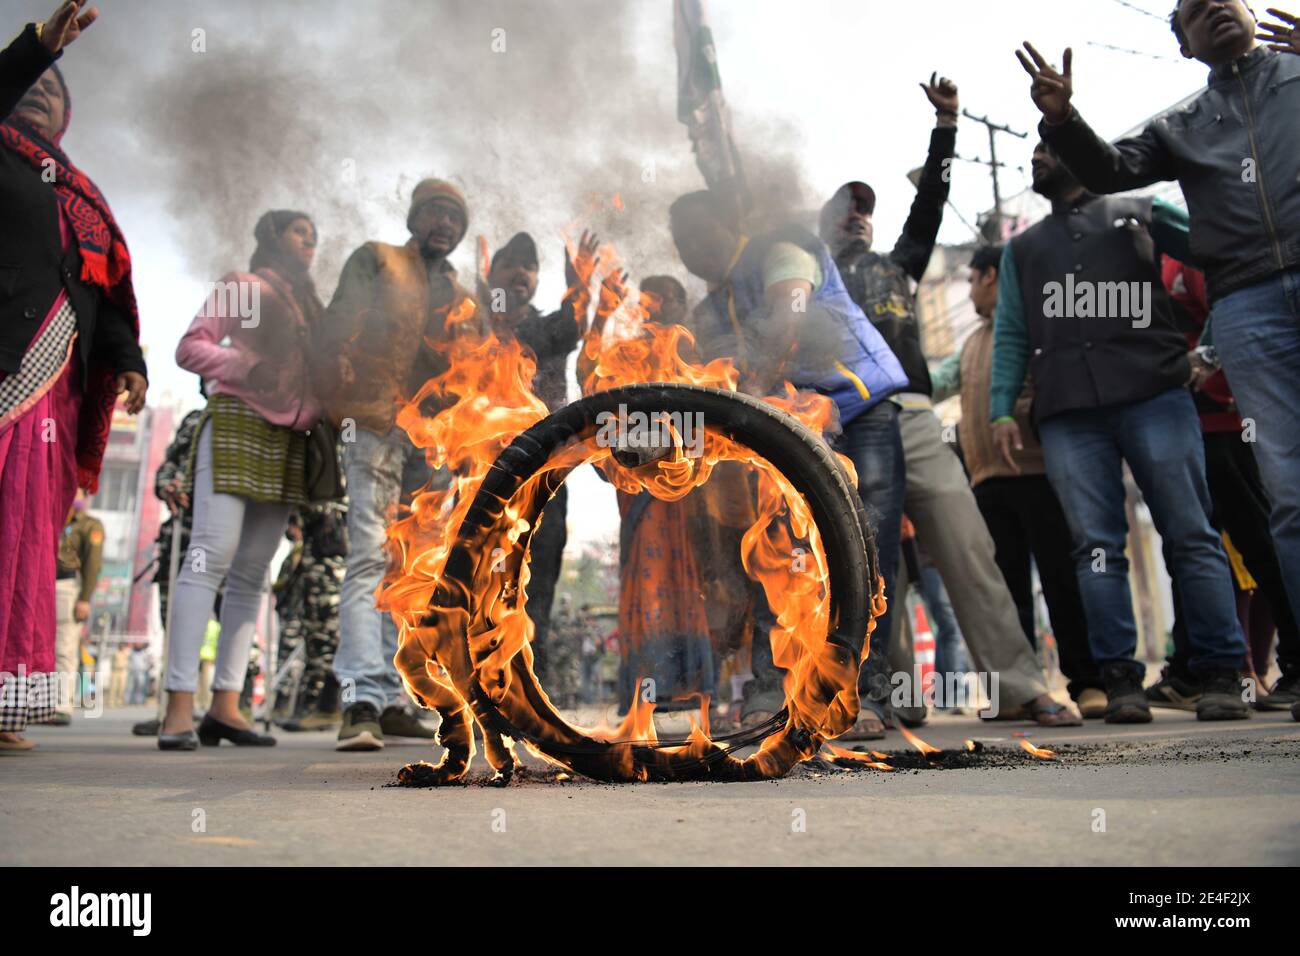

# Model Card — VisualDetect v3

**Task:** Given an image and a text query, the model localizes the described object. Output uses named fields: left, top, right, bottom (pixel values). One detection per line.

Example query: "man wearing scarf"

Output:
left=0, top=3, right=147, bottom=749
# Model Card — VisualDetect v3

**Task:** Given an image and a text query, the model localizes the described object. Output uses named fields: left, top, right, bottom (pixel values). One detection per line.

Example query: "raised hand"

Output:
left=920, top=72, right=959, bottom=115
left=39, top=1, right=99, bottom=55
left=1258, top=8, right=1300, bottom=53
left=564, top=230, right=601, bottom=289
left=596, top=268, right=630, bottom=319
left=1016, top=42, right=1073, bottom=125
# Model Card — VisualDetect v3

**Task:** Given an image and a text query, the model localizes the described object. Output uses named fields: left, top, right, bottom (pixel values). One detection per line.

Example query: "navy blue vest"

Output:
left=697, top=226, right=907, bottom=426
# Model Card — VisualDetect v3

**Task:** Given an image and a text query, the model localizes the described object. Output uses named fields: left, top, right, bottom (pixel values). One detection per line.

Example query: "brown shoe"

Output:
left=1076, top=688, right=1108, bottom=719
left=0, top=732, right=36, bottom=751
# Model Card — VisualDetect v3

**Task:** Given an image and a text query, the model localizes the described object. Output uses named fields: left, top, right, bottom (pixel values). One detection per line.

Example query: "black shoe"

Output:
left=197, top=714, right=277, bottom=746
left=1292, top=700, right=1299, bottom=722
left=1255, top=668, right=1300, bottom=711
left=1102, top=662, right=1152, bottom=723
left=42, top=712, right=72, bottom=726
left=1195, top=667, right=1251, bottom=721
left=132, top=718, right=161, bottom=736
left=337, top=702, right=384, bottom=751
left=1144, top=665, right=1201, bottom=711
left=158, top=729, right=198, bottom=751
left=380, top=703, right=438, bottom=739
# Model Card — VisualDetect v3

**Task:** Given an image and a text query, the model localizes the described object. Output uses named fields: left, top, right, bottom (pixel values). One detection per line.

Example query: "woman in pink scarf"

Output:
left=0, top=3, right=147, bottom=750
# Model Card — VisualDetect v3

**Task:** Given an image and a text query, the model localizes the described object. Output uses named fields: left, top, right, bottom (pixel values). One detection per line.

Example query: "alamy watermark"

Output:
left=595, top=404, right=705, bottom=460
left=1043, top=274, right=1151, bottom=329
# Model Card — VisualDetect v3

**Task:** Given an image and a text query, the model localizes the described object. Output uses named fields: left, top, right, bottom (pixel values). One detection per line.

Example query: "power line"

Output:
left=1086, top=40, right=1183, bottom=62
left=1109, top=0, right=1168, bottom=23
left=959, top=110, right=1029, bottom=238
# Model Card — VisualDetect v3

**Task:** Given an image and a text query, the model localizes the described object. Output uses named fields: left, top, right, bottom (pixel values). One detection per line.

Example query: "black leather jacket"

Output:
left=0, top=24, right=146, bottom=380
left=1041, top=46, right=1300, bottom=302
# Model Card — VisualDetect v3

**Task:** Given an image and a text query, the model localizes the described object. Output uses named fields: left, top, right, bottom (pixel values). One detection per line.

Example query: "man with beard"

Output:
left=483, top=230, right=596, bottom=680
left=989, top=141, right=1249, bottom=723
left=930, top=244, right=1106, bottom=717
left=819, top=75, right=1078, bottom=734
left=1016, top=5, right=1300, bottom=724
left=319, top=178, right=478, bottom=751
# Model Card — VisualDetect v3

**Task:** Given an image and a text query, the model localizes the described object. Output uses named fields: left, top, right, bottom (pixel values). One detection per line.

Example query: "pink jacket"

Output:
left=176, top=268, right=322, bottom=430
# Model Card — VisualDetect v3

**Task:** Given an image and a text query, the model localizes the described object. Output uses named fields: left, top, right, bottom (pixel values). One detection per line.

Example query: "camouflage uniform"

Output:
left=543, top=596, right=585, bottom=709
left=273, top=502, right=347, bottom=722
left=152, top=409, right=203, bottom=629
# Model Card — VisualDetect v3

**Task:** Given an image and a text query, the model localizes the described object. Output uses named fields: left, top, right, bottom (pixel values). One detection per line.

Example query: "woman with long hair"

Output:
left=0, top=4, right=148, bottom=750
left=162, top=210, right=324, bottom=749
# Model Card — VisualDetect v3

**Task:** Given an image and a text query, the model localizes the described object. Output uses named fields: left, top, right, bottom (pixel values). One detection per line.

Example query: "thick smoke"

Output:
left=35, top=0, right=816, bottom=303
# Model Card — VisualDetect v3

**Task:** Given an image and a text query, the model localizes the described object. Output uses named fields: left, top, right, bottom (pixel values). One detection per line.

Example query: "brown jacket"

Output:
left=956, top=319, right=1044, bottom=487
left=318, top=239, right=480, bottom=434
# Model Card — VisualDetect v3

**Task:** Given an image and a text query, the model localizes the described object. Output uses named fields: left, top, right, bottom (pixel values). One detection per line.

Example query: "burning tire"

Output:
left=399, top=383, right=882, bottom=784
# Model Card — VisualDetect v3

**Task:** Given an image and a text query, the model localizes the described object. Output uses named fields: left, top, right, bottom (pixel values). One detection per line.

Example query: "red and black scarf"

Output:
left=0, top=69, right=140, bottom=493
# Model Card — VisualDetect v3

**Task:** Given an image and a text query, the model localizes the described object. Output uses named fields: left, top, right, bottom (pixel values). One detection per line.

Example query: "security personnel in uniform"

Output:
left=50, top=495, right=104, bottom=724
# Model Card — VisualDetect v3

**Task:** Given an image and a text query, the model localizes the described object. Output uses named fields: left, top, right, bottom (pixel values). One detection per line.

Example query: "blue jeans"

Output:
left=836, top=401, right=906, bottom=712
left=741, top=401, right=905, bottom=719
left=917, top=562, right=972, bottom=678
left=1210, top=270, right=1300, bottom=618
left=334, top=427, right=436, bottom=712
left=1039, top=388, right=1246, bottom=674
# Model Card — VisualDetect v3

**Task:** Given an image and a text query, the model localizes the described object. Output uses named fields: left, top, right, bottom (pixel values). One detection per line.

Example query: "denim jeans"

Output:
left=166, top=422, right=290, bottom=693
left=917, top=562, right=972, bottom=679
left=1210, top=270, right=1300, bottom=618
left=334, top=427, right=436, bottom=712
left=1039, top=388, right=1247, bottom=674
left=741, top=400, right=905, bottom=719
left=835, top=401, right=906, bottom=713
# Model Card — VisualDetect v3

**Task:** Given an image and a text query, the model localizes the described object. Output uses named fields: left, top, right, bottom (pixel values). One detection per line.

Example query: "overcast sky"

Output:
left=8, top=0, right=1211, bottom=547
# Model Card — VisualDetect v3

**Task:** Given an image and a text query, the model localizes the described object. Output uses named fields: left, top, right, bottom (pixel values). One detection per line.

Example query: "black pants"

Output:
left=1169, top=431, right=1300, bottom=681
left=527, top=484, right=568, bottom=679
left=973, top=475, right=1101, bottom=698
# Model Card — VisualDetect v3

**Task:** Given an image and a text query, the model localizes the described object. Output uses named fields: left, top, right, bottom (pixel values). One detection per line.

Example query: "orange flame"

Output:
left=383, top=235, right=885, bottom=784
left=1019, top=739, right=1057, bottom=760
left=897, top=723, right=942, bottom=757
left=822, top=743, right=895, bottom=771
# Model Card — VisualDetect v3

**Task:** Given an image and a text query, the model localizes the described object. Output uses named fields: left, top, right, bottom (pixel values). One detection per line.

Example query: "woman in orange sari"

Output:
left=607, top=277, right=715, bottom=712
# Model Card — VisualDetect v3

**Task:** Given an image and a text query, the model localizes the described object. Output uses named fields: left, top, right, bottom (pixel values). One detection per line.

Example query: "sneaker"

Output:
left=379, top=703, right=438, bottom=739
left=1144, top=665, right=1201, bottom=711
left=1255, top=669, right=1300, bottom=712
left=1196, top=667, right=1251, bottom=721
left=1076, top=687, right=1108, bottom=719
left=336, top=702, right=384, bottom=751
left=1102, top=662, right=1152, bottom=723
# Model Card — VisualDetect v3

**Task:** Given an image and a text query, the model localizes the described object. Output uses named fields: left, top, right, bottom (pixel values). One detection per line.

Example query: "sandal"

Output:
left=839, top=710, right=887, bottom=741
left=1026, top=696, right=1082, bottom=727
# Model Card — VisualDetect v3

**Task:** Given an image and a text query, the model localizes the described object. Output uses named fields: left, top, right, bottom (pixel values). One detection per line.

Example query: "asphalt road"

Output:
left=3, top=705, right=1296, bottom=866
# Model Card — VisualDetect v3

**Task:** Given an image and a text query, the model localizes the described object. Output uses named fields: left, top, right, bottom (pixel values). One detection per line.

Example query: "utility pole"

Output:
left=959, top=109, right=1028, bottom=239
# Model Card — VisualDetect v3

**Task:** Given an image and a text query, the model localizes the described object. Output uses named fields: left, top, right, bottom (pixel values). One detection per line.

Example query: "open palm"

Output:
left=1258, top=8, right=1300, bottom=54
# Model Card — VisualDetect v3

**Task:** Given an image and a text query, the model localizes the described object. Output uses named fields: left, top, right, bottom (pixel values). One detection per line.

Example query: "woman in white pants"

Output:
left=161, top=211, right=323, bottom=750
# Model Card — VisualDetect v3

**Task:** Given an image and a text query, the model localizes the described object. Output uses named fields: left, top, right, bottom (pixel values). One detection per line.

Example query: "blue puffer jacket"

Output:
left=697, top=225, right=908, bottom=426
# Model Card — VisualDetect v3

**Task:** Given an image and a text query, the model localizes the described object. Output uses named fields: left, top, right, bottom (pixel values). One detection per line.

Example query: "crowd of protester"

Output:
left=2, top=0, right=1298, bottom=756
